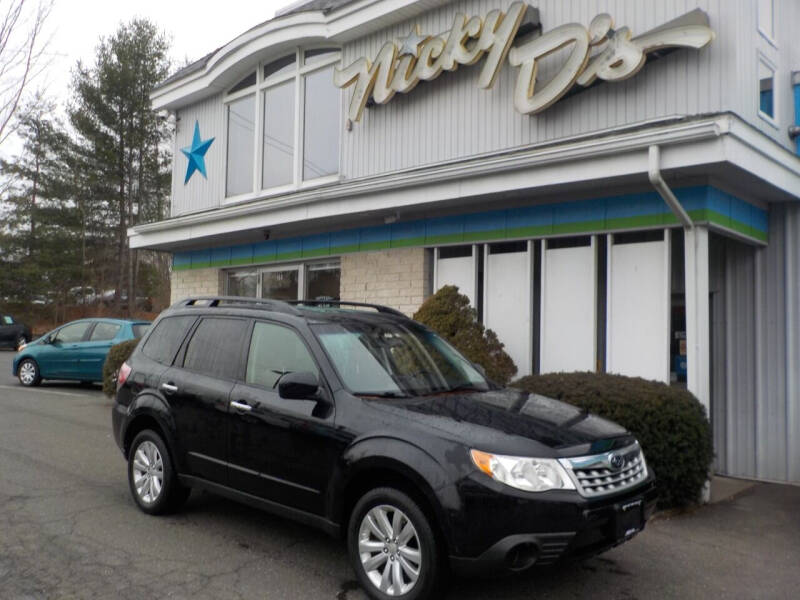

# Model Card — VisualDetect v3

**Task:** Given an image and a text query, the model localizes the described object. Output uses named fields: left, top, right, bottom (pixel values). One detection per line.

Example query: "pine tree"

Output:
left=69, top=19, right=172, bottom=314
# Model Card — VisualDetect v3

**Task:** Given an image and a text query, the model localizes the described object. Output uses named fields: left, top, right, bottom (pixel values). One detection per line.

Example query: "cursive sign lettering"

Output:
left=335, top=4, right=714, bottom=123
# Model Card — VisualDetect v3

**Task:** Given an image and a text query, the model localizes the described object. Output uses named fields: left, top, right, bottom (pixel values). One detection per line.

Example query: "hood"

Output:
left=368, top=388, right=632, bottom=457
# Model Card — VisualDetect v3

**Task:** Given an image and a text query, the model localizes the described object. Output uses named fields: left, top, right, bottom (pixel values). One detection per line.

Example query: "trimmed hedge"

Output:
left=513, top=372, right=713, bottom=508
left=414, top=285, right=517, bottom=385
left=102, top=339, right=139, bottom=398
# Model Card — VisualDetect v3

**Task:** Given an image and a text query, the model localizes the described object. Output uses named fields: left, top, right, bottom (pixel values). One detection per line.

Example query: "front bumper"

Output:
left=448, top=474, right=658, bottom=575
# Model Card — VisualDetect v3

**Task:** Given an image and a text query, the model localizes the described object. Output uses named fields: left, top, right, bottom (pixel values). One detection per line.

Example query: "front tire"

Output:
left=18, top=358, right=41, bottom=387
left=127, top=429, right=190, bottom=515
left=348, top=487, right=443, bottom=600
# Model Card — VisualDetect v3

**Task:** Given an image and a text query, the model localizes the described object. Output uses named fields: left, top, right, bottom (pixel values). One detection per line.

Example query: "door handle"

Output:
left=230, top=400, right=252, bottom=412
left=160, top=382, right=178, bottom=394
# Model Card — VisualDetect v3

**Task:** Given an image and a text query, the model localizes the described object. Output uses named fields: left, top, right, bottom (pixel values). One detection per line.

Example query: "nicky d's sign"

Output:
left=334, top=3, right=714, bottom=123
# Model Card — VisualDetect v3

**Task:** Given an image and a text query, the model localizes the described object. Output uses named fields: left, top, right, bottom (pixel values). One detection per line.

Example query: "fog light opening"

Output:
left=505, top=542, right=538, bottom=571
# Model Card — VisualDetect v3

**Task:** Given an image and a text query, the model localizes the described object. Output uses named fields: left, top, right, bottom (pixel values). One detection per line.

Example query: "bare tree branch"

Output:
left=0, top=0, right=53, bottom=146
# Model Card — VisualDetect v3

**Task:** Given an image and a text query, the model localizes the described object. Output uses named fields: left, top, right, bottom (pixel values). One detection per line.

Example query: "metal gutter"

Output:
left=648, top=144, right=693, bottom=228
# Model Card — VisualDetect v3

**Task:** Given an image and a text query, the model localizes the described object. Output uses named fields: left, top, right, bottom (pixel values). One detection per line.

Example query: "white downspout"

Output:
left=648, top=145, right=693, bottom=228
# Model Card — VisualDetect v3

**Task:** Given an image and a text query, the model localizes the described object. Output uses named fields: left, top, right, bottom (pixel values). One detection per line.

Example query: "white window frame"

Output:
left=757, top=53, right=778, bottom=128
left=757, top=0, right=777, bottom=48
left=221, top=47, right=342, bottom=206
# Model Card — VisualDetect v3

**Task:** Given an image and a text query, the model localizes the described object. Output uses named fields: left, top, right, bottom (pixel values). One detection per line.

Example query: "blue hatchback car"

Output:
left=13, top=318, right=150, bottom=387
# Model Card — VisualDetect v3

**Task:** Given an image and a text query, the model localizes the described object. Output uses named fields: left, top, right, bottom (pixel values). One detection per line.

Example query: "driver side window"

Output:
left=54, top=322, right=91, bottom=343
left=246, top=322, right=318, bottom=389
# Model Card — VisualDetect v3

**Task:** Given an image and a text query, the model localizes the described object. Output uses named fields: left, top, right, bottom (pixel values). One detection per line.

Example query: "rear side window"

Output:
left=246, top=321, right=318, bottom=388
left=141, top=316, right=196, bottom=366
left=183, top=318, right=248, bottom=380
left=2, top=315, right=13, bottom=325
left=90, top=322, right=121, bottom=341
left=132, top=324, right=149, bottom=338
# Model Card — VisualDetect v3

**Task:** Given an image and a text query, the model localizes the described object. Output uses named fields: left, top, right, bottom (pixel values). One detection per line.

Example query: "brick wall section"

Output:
left=340, top=248, right=432, bottom=317
left=170, top=267, right=224, bottom=304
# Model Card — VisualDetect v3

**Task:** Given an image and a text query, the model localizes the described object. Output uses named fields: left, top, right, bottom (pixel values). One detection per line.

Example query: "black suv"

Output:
left=112, top=297, right=657, bottom=600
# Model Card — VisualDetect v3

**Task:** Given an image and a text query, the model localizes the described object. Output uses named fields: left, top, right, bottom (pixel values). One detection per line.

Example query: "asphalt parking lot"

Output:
left=0, top=350, right=798, bottom=600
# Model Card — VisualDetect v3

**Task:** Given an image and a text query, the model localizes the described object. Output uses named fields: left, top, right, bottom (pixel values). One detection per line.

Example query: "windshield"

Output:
left=312, top=320, right=490, bottom=396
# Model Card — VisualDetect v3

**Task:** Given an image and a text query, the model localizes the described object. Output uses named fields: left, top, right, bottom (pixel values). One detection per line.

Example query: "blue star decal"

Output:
left=181, top=121, right=214, bottom=184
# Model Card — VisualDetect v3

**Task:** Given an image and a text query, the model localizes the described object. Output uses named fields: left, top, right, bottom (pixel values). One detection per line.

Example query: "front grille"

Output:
left=559, top=443, right=648, bottom=498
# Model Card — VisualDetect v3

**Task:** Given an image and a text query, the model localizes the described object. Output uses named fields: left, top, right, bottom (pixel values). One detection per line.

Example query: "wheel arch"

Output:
left=122, top=397, right=184, bottom=473
left=331, top=439, right=460, bottom=554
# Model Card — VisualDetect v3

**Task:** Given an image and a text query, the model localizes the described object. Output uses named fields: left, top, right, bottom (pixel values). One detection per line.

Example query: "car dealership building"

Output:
left=131, top=0, right=800, bottom=484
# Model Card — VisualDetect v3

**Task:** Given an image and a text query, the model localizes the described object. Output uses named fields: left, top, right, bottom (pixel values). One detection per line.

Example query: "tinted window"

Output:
left=2, top=315, right=14, bottom=325
left=141, top=316, right=196, bottom=365
left=54, top=322, right=91, bottom=343
left=246, top=322, right=318, bottom=388
left=184, top=318, right=248, bottom=380
left=90, top=322, right=121, bottom=342
left=132, top=324, right=149, bottom=338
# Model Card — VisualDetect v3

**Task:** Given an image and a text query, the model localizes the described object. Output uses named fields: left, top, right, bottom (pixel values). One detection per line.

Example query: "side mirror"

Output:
left=42, top=334, right=52, bottom=345
left=278, top=371, right=320, bottom=400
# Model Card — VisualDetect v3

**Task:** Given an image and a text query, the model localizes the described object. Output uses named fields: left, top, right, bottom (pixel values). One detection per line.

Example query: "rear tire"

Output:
left=348, top=487, right=444, bottom=600
left=18, top=358, right=41, bottom=387
left=127, top=429, right=190, bottom=515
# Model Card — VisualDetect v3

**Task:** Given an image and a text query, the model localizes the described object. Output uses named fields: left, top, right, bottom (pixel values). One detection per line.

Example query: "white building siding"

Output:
left=341, top=0, right=797, bottom=180
left=711, top=203, right=800, bottom=484
left=172, top=93, right=226, bottom=216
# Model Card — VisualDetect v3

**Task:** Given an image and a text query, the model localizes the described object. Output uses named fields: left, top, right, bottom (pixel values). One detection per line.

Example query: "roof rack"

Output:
left=174, top=296, right=301, bottom=315
left=288, top=300, right=407, bottom=318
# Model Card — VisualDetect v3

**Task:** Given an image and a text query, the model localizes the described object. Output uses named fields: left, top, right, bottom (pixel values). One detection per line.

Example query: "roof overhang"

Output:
left=129, top=113, right=800, bottom=252
left=151, top=0, right=441, bottom=111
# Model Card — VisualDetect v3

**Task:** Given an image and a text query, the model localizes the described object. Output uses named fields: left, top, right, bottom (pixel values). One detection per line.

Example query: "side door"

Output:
left=78, top=321, right=122, bottom=381
left=46, top=321, right=93, bottom=378
left=159, top=316, right=249, bottom=486
left=228, top=320, right=338, bottom=515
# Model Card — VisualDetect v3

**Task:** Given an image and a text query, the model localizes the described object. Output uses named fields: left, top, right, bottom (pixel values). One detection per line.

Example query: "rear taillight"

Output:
left=117, top=362, right=132, bottom=389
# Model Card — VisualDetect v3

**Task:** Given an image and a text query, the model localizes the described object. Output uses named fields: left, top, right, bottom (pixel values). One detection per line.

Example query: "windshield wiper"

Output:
left=354, top=391, right=409, bottom=398
left=438, top=384, right=488, bottom=394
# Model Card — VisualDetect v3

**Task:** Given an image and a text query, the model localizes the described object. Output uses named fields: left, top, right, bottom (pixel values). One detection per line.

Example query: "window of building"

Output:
left=306, top=261, right=341, bottom=300
left=757, top=0, right=774, bottom=41
left=226, top=94, right=255, bottom=196
left=183, top=317, right=249, bottom=379
left=758, top=59, right=776, bottom=121
left=303, top=65, right=340, bottom=179
left=89, top=322, right=121, bottom=342
left=226, top=260, right=340, bottom=301
left=262, top=79, right=295, bottom=188
left=227, top=270, right=258, bottom=297
left=224, top=48, right=341, bottom=200
left=245, top=321, right=319, bottom=388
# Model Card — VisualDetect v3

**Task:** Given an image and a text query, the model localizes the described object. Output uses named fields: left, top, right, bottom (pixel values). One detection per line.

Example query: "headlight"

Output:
left=470, top=449, right=576, bottom=492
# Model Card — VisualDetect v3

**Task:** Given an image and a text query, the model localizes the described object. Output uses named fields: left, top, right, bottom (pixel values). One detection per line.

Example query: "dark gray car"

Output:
left=0, top=313, right=32, bottom=350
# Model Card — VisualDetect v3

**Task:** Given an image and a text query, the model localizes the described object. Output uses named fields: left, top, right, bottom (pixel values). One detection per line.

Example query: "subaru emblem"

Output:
left=609, top=453, right=625, bottom=470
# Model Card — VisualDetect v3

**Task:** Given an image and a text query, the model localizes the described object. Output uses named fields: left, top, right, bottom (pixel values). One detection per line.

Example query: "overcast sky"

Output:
left=2, top=0, right=291, bottom=157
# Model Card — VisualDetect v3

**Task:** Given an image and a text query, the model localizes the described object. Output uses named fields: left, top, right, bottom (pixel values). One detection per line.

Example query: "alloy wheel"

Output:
left=19, top=361, right=37, bottom=385
left=358, top=504, right=422, bottom=596
left=132, top=441, right=164, bottom=504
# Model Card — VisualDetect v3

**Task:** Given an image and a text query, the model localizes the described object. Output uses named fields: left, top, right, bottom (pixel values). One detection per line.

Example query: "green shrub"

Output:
left=413, top=285, right=517, bottom=385
left=102, top=339, right=139, bottom=398
left=513, top=372, right=713, bottom=509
